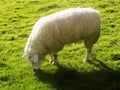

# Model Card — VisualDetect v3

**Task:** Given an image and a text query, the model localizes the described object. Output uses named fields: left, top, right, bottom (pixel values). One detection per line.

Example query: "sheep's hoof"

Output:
left=83, top=59, right=91, bottom=63
left=50, top=60, right=57, bottom=65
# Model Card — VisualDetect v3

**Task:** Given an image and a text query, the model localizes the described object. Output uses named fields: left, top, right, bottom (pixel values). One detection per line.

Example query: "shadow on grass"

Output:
left=34, top=59, right=120, bottom=90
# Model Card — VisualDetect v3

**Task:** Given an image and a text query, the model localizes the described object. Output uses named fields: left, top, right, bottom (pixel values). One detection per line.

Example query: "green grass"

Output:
left=0, top=0, right=120, bottom=90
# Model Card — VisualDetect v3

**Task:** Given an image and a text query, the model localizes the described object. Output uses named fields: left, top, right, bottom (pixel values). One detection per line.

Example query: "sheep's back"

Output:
left=40, top=8, right=100, bottom=43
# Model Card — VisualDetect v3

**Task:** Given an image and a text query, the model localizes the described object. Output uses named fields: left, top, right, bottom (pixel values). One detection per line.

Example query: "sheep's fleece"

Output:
left=23, top=8, right=100, bottom=70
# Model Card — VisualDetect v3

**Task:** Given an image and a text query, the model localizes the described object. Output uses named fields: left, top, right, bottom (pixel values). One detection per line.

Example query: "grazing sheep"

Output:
left=22, top=8, right=100, bottom=70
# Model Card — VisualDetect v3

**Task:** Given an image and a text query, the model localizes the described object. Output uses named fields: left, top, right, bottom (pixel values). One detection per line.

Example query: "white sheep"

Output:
left=22, top=8, right=100, bottom=70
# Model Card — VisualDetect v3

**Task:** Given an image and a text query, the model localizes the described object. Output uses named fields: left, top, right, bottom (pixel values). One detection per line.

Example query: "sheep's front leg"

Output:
left=50, top=52, right=58, bottom=65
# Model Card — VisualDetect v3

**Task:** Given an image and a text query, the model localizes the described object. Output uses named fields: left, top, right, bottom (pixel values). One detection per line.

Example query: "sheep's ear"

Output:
left=22, top=53, right=28, bottom=58
left=33, top=55, right=39, bottom=63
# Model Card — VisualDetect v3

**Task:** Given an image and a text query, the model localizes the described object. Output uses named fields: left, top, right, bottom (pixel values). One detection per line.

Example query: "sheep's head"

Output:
left=22, top=54, right=40, bottom=70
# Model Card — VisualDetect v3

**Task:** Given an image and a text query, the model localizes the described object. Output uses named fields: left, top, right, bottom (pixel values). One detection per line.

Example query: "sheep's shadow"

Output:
left=34, top=59, right=120, bottom=90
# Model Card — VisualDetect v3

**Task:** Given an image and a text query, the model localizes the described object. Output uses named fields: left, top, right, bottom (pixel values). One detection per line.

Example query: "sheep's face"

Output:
left=22, top=54, right=40, bottom=70
left=28, top=55, right=40, bottom=70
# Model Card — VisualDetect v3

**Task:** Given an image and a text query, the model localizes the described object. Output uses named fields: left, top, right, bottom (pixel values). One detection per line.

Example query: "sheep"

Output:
left=22, top=8, right=100, bottom=70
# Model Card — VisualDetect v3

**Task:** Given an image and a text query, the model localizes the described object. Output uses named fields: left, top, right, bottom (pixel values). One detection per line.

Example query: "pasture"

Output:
left=0, top=0, right=120, bottom=90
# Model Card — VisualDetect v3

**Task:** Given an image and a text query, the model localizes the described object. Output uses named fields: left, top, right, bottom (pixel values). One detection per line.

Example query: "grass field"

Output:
left=0, top=0, right=120, bottom=90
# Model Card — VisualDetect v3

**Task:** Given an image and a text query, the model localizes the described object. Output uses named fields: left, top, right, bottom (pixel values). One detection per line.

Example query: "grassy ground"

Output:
left=0, top=0, right=120, bottom=90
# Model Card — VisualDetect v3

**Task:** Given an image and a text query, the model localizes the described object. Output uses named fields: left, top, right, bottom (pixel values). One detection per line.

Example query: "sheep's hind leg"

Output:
left=50, top=52, right=58, bottom=65
left=84, top=46, right=92, bottom=62
left=83, top=39, right=94, bottom=62
left=83, top=32, right=100, bottom=62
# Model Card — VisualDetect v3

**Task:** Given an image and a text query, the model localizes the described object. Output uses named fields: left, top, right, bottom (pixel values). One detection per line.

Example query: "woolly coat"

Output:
left=24, top=8, right=100, bottom=56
